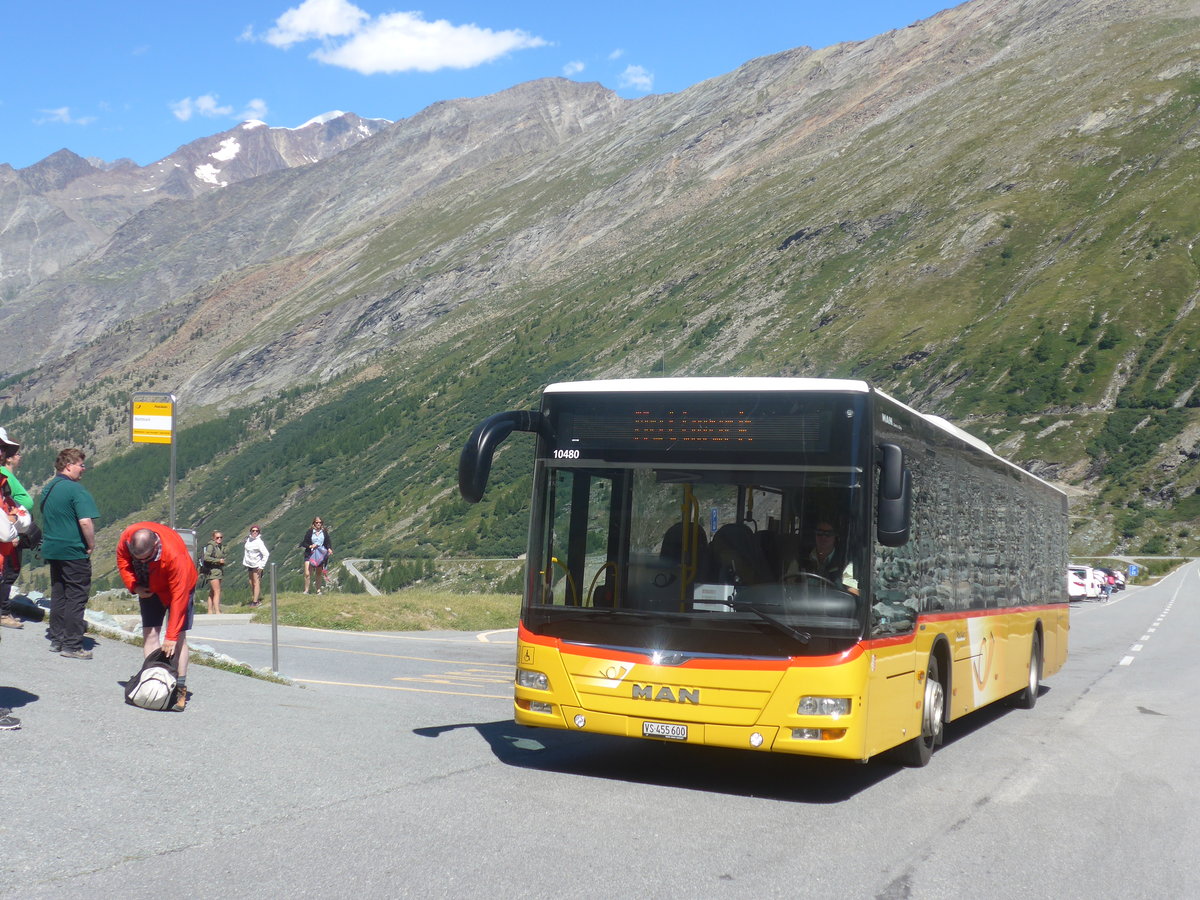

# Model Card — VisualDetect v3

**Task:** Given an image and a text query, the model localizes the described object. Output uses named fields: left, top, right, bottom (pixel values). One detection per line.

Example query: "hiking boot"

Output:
left=172, top=689, right=189, bottom=712
left=0, top=615, right=22, bottom=629
left=60, top=648, right=93, bottom=660
left=0, top=713, right=20, bottom=731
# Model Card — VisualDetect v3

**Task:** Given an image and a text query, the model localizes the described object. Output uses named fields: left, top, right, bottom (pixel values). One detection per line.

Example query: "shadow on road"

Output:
left=416, top=720, right=896, bottom=802
left=416, top=687, right=1046, bottom=803
left=0, top=685, right=39, bottom=711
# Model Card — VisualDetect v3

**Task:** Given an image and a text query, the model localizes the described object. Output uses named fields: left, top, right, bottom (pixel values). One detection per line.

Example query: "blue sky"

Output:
left=0, top=0, right=959, bottom=170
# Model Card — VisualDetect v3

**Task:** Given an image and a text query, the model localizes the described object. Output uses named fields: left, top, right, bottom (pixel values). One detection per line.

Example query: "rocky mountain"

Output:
left=3, top=0, right=1200, bottom=577
left=0, top=112, right=389, bottom=303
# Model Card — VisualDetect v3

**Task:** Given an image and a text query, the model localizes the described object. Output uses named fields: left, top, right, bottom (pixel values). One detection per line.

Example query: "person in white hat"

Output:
left=0, top=428, right=32, bottom=630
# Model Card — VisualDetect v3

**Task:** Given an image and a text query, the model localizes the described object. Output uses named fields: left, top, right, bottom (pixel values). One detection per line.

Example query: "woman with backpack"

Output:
left=298, top=517, right=333, bottom=595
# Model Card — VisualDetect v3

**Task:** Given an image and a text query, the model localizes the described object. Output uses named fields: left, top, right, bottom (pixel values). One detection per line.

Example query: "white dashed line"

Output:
left=1118, top=565, right=1196, bottom=667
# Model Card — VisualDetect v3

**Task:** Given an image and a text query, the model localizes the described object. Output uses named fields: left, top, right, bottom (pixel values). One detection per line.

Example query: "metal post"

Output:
left=129, top=391, right=177, bottom=526
left=270, top=562, right=279, bottom=673
left=169, top=436, right=176, bottom=529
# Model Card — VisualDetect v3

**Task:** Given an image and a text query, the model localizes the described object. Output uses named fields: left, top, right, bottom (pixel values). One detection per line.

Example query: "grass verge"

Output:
left=88, top=587, right=521, bottom=633
left=247, top=588, right=521, bottom=632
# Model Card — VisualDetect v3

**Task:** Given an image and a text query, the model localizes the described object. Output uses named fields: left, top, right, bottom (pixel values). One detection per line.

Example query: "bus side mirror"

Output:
left=458, top=410, right=552, bottom=503
left=877, top=442, right=911, bottom=547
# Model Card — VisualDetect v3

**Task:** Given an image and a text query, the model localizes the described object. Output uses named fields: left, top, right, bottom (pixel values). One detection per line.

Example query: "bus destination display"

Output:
left=552, top=397, right=836, bottom=455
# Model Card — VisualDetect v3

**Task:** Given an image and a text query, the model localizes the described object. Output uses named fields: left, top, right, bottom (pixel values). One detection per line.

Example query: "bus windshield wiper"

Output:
left=727, top=600, right=811, bottom=644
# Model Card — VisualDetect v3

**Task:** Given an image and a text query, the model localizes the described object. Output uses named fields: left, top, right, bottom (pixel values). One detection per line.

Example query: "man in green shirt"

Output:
left=40, top=448, right=100, bottom=659
left=0, top=428, right=33, bottom=629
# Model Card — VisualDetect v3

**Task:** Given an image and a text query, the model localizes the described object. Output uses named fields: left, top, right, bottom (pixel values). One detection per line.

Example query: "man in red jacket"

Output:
left=116, top=522, right=198, bottom=712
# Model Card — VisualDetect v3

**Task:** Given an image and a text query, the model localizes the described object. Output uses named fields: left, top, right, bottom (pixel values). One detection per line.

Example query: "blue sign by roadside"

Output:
left=1129, top=563, right=1140, bottom=577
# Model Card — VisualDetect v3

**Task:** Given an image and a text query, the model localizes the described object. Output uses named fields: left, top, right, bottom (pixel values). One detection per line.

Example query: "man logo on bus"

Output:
left=633, top=684, right=701, bottom=704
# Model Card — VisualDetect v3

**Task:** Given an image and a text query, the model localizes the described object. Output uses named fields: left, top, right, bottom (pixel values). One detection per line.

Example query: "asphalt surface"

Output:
left=6, top=577, right=1197, bottom=897
left=1, top=609, right=521, bottom=897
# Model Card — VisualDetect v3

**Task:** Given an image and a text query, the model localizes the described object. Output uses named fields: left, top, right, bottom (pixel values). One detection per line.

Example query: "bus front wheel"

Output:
left=894, top=655, right=945, bottom=767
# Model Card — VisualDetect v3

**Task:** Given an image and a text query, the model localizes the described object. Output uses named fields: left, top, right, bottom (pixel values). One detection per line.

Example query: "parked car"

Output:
left=1068, top=565, right=1100, bottom=600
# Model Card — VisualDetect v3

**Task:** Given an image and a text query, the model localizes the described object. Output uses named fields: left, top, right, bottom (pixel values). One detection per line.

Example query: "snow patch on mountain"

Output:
left=297, top=111, right=348, bottom=129
left=193, top=164, right=226, bottom=186
left=211, top=137, right=241, bottom=162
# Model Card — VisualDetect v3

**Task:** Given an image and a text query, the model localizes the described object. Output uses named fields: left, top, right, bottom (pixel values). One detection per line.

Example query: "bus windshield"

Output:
left=525, top=462, right=868, bottom=657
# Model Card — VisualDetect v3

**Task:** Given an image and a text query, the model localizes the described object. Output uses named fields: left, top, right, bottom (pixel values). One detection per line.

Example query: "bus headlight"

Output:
left=798, top=696, right=851, bottom=718
left=516, top=668, right=550, bottom=691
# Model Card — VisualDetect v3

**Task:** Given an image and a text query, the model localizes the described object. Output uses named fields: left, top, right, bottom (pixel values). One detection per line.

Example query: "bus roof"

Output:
left=543, top=378, right=989, bottom=451
left=544, top=377, right=872, bottom=394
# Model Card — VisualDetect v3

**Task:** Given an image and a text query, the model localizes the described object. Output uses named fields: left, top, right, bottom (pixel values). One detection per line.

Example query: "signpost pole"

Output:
left=270, top=563, right=279, bottom=673
left=130, top=391, right=177, bottom=527
left=169, top=435, right=176, bottom=529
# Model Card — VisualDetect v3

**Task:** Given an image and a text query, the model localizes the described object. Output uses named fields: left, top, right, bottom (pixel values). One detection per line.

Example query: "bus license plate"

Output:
left=643, top=721, right=688, bottom=741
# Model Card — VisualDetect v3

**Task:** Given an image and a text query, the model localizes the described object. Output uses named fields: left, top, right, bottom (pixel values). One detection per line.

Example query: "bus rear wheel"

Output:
left=894, top=655, right=945, bottom=767
left=1012, top=632, right=1041, bottom=710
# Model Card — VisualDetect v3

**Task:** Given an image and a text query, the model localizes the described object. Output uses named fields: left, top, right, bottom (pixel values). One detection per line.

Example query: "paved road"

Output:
left=3, top=567, right=1200, bottom=897
left=187, top=619, right=517, bottom=700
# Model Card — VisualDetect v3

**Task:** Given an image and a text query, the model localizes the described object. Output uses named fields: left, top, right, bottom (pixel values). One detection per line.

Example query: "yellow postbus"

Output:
left=459, top=378, right=1068, bottom=766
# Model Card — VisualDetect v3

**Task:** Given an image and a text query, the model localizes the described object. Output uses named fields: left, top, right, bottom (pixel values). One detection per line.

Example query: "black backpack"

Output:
left=124, top=649, right=179, bottom=711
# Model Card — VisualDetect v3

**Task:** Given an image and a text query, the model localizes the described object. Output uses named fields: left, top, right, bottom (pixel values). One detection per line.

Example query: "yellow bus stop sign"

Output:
left=132, top=399, right=174, bottom=444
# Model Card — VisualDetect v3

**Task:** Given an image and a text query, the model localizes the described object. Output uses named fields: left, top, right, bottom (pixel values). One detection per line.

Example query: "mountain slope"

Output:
left=3, top=0, right=1200, bottom=578
left=0, top=112, right=389, bottom=305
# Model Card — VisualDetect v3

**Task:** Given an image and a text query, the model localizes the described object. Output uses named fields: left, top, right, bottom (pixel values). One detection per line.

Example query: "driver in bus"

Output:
left=786, top=520, right=859, bottom=595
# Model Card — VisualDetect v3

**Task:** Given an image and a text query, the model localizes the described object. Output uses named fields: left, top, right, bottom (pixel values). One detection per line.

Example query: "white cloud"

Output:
left=261, top=1, right=547, bottom=74
left=170, top=94, right=236, bottom=122
left=619, top=64, right=654, bottom=92
left=171, top=95, right=269, bottom=123
left=265, top=0, right=368, bottom=48
left=563, top=60, right=585, bottom=77
left=608, top=49, right=624, bottom=61
left=239, top=98, right=270, bottom=121
left=35, top=107, right=97, bottom=126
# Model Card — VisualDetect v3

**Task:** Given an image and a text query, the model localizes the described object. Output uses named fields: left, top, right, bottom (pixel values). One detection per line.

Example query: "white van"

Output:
left=1067, top=565, right=1100, bottom=600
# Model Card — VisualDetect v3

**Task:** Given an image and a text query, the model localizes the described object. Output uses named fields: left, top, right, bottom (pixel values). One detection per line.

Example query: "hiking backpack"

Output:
left=124, top=649, right=178, bottom=711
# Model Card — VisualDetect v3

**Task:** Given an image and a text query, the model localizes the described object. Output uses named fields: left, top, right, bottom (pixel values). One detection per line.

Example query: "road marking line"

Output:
left=393, top=675, right=512, bottom=687
left=477, top=628, right=517, bottom=642
left=276, top=626, right=515, bottom=644
left=1131, top=644, right=1144, bottom=652
left=192, top=635, right=512, bottom=669
left=293, top=678, right=509, bottom=699
left=393, top=668, right=513, bottom=687
left=1120, top=656, right=1135, bottom=666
